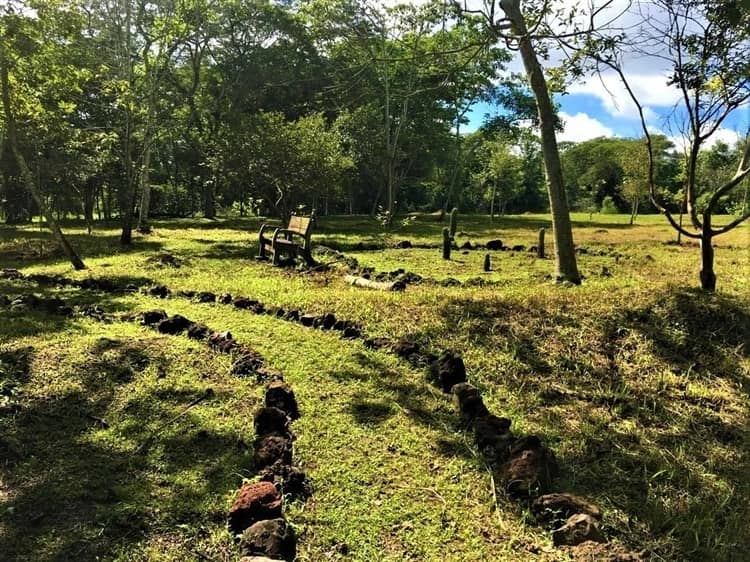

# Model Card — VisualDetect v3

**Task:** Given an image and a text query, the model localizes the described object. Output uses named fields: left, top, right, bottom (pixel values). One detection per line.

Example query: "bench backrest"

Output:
left=287, top=215, right=313, bottom=236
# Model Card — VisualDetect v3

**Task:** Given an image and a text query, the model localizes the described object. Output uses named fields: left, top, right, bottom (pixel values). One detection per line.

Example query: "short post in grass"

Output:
left=449, top=208, right=458, bottom=240
left=537, top=228, right=545, bottom=258
left=484, top=253, right=491, bottom=272
left=442, top=227, right=451, bottom=260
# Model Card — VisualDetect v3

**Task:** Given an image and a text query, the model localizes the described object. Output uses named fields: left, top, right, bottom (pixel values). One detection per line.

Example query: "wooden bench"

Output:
left=257, top=214, right=315, bottom=266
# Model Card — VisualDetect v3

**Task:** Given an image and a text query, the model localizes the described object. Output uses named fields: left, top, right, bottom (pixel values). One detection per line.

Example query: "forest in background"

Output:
left=0, top=0, right=748, bottom=232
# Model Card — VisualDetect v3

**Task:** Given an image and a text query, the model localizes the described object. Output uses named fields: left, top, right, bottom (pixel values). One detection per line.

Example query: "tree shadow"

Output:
left=407, top=286, right=750, bottom=560
left=0, top=336, right=246, bottom=561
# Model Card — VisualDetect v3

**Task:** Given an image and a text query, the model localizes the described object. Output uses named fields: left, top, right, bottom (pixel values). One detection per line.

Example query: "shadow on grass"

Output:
left=330, top=351, right=479, bottom=464
left=0, top=335, right=244, bottom=562
left=408, top=286, right=750, bottom=560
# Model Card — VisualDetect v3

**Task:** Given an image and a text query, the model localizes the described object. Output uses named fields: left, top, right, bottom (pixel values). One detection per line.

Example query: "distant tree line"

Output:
left=1, top=0, right=747, bottom=234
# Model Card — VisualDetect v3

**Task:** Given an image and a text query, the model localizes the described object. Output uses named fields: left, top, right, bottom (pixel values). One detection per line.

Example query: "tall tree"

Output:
left=0, top=1, right=86, bottom=269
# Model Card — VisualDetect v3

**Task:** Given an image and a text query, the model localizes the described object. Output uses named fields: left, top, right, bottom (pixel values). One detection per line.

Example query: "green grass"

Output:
left=1, top=213, right=749, bottom=561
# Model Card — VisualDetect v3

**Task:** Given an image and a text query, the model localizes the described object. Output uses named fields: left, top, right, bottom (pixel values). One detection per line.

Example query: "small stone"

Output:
left=486, top=239, right=504, bottom=251
left=233, top=297, right=259, bottom=310
left=284, top=310, right=299, bottom=321
left=254, top=407, right=290, bottom=438
left=363, top=337, right=391, bottom=350
left=394, top=240, right=412, bottom=249
left=142, top=309, right=168, bottom=326
left=474, top=414, right=513, bottom=463
left=501, top=435, right=558, bottom=497
left=392, top=339, right=420, bottom=358
left=265, top=381, right=299, bottom=419
left=195, top=291, right=216, bottom=303
left=342, top=326, right=361, bottom=339
left=148, top=285, right=170, bottom=298
left=511, top=244, right=525, bottom=252
left=460, top=241, right=473, bottom=250
left=429, top=351, right=467, bottom=392
left=319, top=313, right=336, bottom=330
left=452, top=383, right=489, bottom=422
left=300, top=314, right=316, bottom=327
left=253, top=434, right=293, bottom=469
left=259, top=462, right=311, bottom=500
left=218, top=292, right=233, bottom=304
left=532, top=493, right=602, bottom=525
left=440, top=277, right=461, bottom=287
left=552, top=513, right=605, bottom=546
left=232, top=353, right=264, bottom=377
left=239, top=518, right=296, bottom=560
left=157, top=314, right=192, bottom=334
left=186, top=323, right=211, bottom=340
left=228, top=481, right=282, bottom=536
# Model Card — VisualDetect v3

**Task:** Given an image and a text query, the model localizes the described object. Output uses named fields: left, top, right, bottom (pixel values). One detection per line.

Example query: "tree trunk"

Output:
left=137, top=144, right=152, bottom=232
left=500, top=0, right=581, bottom=284
left=490, top=182, right=496, bottom=222
left=1, top=55, right=86, bottom=270
left=699, top=215, right=716, bottom=291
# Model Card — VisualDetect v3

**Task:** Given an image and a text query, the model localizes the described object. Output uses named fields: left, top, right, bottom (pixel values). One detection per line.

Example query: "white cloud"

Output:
left=667, top=127, right=743, bottom=153
left=567, top=72, right=681, bottom=123
left=558, top=112, right=615, bottom=142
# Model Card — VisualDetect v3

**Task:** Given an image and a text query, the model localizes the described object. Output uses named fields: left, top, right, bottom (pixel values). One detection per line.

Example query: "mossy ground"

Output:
left=1, top=213, right=748, bottom=561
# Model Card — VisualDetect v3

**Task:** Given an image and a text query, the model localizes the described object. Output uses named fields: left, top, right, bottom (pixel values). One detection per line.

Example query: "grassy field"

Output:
left=1, top=213, right=748, bottom=561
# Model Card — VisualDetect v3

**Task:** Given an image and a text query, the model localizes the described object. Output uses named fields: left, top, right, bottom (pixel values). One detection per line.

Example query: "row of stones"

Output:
left=0, top=283, right=306, bottom=562
left=428, top=351, right=606, bottom=547
left=2, top=269, right=608, bottom=550
left=124, top=309, right=309, bottom=562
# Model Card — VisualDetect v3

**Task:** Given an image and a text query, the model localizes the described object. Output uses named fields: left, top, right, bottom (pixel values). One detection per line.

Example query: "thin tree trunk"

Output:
left=700, top=214, right=716, bottom=291
left=490, top=182, right=496, bottom=222
left=1, top=54, right=85, bottom=270
left=500, top=0, right=580, bottom=284
left=137, top=144, right=152, bottom=232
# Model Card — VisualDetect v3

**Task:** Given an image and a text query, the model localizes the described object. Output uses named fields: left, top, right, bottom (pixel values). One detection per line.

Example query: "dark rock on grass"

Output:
left=552, top=513, right=605, bottom=546
left=233, top=297, right=259, bottom=310
left=392, top=339, right=420, bottom=359
left=208, top=330, right=233, bottom=347
left=319, top=313, right=336, bottom=330
left=175, top=290, right=196, bottom=299
left=265, top=381, right=299, bottom=419
left=254, top=407, right=290, bottom=438
left=532, top=493, right=602, bottom=526
left=157, top=314, right=192, bottom=335
left=232, top=353, right=264, bottom=377
left=253, top=434, right=293, bottom=469
left=333, top=319, right=347, bottom=331
left=239, top=518, right=296, bottom=560
left=460, top=241, right=473, bottom=250
left=452, top=383, right=490, bottom=423
left=259, top=462, right=312, bottom=500
left=147, top=285, right=170, bottom=298
left=363, top=337, right=391, bottom=350
left=195, top=291, right=216, bottom=303
left=124, top=283, right=139, bottom=293
left=255, top=366, right=284, bottom=383
left=274, top=308, right=286, bottom=318
left=474, top=414, right=514, bottom=463
left=219, top=292, right=233, bottom=304
left=576, top=247, right=589, bottom=254
left=511, top=244, right=525, bottom=252
left=342, top=326, right=361, bottom=339
left=300, top=314, right=316, bottom=327
left=429, top=351, right=467, bottom=392
left=400, top=271, right=423, bottom=285
left=440, top=278, right=461, bottom=287
left=228, top=481, right=282, bottom=536
left=284, top=310, right=300, bottom=321
left=501, top=435, right=558, bottom=497
left=394, top=240, right=412, bottom=249
left=1, top=268, right=24, bottom=279
left=187, top=322, right=211, bottom=341
left=79, top=304, right=111, bottom=322
left=486, top=239, right=504, bottom=251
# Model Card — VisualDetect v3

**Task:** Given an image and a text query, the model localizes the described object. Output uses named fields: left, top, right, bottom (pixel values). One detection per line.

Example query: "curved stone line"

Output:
left=1, top=269, right=638, bottom=555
